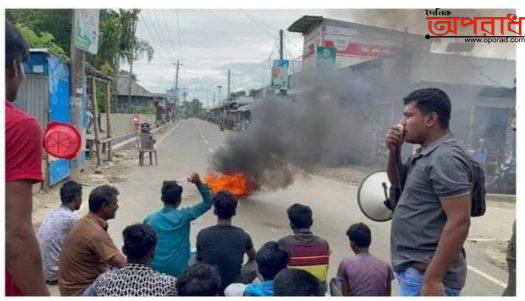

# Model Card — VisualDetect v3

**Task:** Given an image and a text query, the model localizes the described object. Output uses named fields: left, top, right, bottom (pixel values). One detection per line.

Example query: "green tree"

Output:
left=7, top=9, right=72, bottom=53
left=15, top=24, right=69, bottom=62
left=230, top=90, right=246, bottom=100
left=7, top=9, right=155, bottom=114
left=185, top=99, right=204, bottom=118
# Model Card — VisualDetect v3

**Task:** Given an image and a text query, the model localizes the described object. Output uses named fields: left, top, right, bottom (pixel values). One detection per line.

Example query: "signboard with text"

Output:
left=316, top=46, right=336, bottom=69
left=271, top=59, right=290, bottom=90
left=74, top=10, right=100, bottom=54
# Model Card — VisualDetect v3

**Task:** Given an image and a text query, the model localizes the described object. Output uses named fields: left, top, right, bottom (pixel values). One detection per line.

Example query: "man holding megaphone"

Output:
left=384, top=88, right=472, bottom=297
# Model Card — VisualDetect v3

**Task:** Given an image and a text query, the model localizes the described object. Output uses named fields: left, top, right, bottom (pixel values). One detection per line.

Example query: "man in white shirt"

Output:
left=37, top=181, right=82, bottom=284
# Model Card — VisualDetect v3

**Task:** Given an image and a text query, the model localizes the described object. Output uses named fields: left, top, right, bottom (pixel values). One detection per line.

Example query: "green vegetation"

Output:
left=7, top=9, right=155, bottom=114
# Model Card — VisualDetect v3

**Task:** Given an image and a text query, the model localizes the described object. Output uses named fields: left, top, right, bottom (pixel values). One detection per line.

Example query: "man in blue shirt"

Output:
left=225, top=241, right=289, bottom=296
left=144, top=173, right=212, bottom=277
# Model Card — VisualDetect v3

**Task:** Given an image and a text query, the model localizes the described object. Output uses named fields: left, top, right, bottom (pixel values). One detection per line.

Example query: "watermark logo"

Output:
left=425, top=8, right=525, bottom=43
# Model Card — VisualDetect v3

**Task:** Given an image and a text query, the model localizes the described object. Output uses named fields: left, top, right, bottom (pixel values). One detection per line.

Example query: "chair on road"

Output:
left=137, top=132, right=158, bottom=166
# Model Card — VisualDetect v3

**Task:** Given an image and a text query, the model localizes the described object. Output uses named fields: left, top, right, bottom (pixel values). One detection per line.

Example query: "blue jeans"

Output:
left=397, top=267, right=462, bottom=296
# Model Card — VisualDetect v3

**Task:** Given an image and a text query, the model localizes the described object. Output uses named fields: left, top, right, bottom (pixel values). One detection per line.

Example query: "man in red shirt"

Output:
left=5, top=20, right=50, bottom=296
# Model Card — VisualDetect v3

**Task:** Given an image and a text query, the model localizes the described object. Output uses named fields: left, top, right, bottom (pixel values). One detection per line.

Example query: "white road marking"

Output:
left=467, top=238, right=506, bottom=242
left=209, top=147, right=214, bottom=153
left=204, top=140, right=208, bottom=144
left=467, top=265, right=506, bottom=288
left=271, top=154, right=507, bottom=288
left=157, top=122, right=182, bottom=145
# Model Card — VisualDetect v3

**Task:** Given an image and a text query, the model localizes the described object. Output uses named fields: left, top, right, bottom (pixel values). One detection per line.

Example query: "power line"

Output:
left=138, top=11, right=169, bottom=62
left=142, top=10, right=173, bottom=62
left=238, top=9, right=276, bottom=39
left=240, top=9, right=303, bottom=54
left=175, top=10, right=184, bottom=63
left=151, top=10, right=178, bottom=61
left=237, top=38, right=279, bottom=78
left=161, top=10, right=180, bottom=61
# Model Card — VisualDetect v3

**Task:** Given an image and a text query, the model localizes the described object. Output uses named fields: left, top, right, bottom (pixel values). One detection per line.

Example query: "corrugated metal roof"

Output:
left=116, top=73, right=154, bottom=98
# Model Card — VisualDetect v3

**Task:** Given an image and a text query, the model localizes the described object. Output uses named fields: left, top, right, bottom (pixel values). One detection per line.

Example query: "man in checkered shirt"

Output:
left=92, top=223, right=177, bottom=296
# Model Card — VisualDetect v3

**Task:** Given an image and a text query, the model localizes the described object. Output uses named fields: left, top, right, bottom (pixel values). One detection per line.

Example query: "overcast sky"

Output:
left=126, top=9, right=324, bottom=107
left=126, top=9, right=515, bottom=107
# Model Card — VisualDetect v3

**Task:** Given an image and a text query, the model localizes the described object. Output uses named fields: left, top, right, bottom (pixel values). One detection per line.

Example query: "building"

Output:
left=116, top=72, right=155, bottom=113
left=287, top=15, right=431, bottom=72
left=284, top=15, right=515, bottom=190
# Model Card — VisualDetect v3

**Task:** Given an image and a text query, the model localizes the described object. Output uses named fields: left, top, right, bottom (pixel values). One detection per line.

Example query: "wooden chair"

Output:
left=137, top=133, right=158, bottom=166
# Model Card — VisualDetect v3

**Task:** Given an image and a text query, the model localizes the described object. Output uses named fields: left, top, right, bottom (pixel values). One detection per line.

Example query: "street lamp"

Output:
left=217, top=85, right=223, bottom=102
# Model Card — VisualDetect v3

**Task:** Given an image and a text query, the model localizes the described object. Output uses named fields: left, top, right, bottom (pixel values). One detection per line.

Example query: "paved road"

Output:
left=64, top=118, right=511, bottom=296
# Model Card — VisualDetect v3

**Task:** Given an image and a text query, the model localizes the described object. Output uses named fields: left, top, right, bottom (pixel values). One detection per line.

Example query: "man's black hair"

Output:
left=213, top=191, right=237, bottom=219
left=346, top=222, right=372, bottom=248
left=5, top=20, right=29, bottom=69
left=60, top=181, right=82, bottom=204
left=403, top=88, right=451, bottom=130
left=88, top=185, right=119, bottom=213
left=273, top=269, right=324, bottom=296
left=287, top=203, right=313, bottom=229
left=122, top=223, right=157, bottom=261
left=161, top=181, right=183, bottom=204
left=176, top=263, right=221, bottom=296
left=256, top=241, right=290, bottom=280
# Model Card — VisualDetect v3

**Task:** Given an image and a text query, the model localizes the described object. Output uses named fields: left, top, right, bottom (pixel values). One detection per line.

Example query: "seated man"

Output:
left=144, top=173, right=212, bottom=277
left=273, top=268, right=324, bottom=296
left=278, top=203, right=330, bottom=292
left=196, top=191, right=256, bottom=293
left=225, top=241, right=289, bottom=296
left=92, top=223, right=177, bottom=296
left=37, top=181, right=82, bottom=284
left=177, top=263, right=222, bottom=296
left=336, top=223, right=394, bottom=296
left=58, top=185, right=126, bottom=296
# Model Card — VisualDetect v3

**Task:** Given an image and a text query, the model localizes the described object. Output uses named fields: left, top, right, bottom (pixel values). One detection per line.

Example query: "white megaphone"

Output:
left=357, top=171, right=394, bottom=222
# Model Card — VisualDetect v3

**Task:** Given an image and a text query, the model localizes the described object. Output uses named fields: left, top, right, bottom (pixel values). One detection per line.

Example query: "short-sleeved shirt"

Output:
left=391, top=133, right=472, bottom=289
left=5, top=100, right=43, bottom=183
left=337, top=253, right=394, bottom=296
left=144, top=183, right=212, bottom=277
left=196, top=225, right=253, bottom=290
left=37, top=205, right=79, bottom=282
left=5, top=100, right=43, bottom=296
left=58, top=213, right=122, bottom=296
left=92, top=264, right=177, bottom=296
left=278, top=230, right=330, bottom=287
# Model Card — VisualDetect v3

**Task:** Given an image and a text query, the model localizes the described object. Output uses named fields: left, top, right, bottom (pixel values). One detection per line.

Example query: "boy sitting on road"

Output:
left=335, top=223, right=394, bottom=296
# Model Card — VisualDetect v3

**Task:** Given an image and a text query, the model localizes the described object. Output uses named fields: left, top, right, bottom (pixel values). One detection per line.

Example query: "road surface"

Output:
left=52, top=118, right=512, bottom=296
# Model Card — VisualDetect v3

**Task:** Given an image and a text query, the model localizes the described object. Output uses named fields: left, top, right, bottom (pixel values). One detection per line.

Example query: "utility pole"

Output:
left=69, top=10, right=85, bottom=181
left=173, top=60, right=182, bottom=118
left=279, top=29, right=284, bottom=61
left=227, top=69, right=231, bottom=100
left=127, top=19, right=136, bottom=113
left=279, top=29, right=287, bottom=96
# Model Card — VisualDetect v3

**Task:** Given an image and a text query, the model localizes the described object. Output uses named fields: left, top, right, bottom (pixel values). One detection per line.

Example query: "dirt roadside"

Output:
left=32, top=123, right=175, bottom=231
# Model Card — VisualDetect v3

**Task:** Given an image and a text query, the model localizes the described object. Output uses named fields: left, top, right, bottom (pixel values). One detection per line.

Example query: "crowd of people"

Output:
left=6, top=20, right=516, bottom=297
left=35, top=174, right=394, bottom=296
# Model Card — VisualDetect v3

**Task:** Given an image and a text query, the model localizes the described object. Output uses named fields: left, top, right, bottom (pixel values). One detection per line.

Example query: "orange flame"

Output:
left=204, top=172, right=254, bottom=198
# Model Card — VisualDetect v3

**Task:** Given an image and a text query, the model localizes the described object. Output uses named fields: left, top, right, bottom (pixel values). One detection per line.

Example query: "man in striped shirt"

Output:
left=278, top=203, right=330, bottom=294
